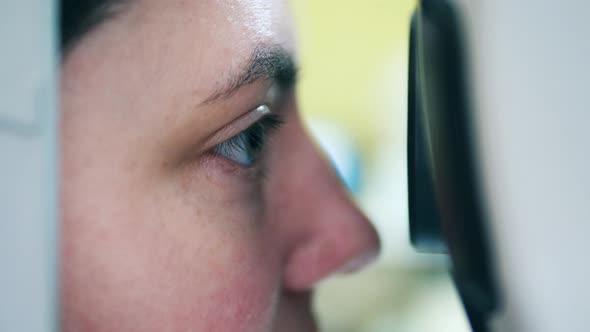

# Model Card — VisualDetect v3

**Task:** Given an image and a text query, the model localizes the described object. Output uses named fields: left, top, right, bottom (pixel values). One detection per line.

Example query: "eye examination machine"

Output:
left=408, top=0, right=590, bottom=331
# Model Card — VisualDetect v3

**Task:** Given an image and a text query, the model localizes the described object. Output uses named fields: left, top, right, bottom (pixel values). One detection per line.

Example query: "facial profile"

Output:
left=59, top=0, right=380, bottom=331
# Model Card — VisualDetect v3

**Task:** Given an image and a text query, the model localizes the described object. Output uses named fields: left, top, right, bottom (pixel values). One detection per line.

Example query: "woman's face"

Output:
left=60, top=0, right=380, bottom=331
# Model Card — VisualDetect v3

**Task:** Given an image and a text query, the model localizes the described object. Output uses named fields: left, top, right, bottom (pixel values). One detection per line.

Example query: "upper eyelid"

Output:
left=213, top=113, right=285, bottom=168
left=197, top=82, right=291, bottom=161
left=214, top=113, right=284, bottom=158
left=203, top=104, right=273, bottom=150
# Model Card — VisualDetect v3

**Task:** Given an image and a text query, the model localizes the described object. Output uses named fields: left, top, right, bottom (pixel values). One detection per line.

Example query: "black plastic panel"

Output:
left=407, top=1, right=501, bottom=331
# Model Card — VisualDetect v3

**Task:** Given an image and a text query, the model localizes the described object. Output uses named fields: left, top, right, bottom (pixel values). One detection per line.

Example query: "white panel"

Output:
left=456, top=0, right=590, bottom=331
left=0, top=1, right=59, bottom=332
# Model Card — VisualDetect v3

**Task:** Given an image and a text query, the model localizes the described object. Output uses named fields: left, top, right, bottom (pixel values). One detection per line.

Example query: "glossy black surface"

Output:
left=407, top=1, right=501, bottom=330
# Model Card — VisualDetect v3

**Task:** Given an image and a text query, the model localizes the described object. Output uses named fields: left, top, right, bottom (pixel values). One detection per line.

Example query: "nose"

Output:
left=267, top=113, right=381, bottom=291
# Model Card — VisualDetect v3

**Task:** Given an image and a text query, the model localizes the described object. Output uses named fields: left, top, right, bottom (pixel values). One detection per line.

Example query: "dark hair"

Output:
left=60, top=0, right=124, bottom=52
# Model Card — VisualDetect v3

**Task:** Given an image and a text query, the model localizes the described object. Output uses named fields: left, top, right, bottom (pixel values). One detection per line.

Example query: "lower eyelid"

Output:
left=176, top=152, right=264, bottom=203
left=200, top=151, right=264, bottom=182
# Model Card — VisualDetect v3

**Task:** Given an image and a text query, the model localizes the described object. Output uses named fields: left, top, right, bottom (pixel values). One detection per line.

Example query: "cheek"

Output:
left=145, top=229, right=281, bottom=332
left=61, top=166, right=282, bottom=332
left=171, top=171, right=281, bottom=331
left=204, top=252, right=281, bottom=331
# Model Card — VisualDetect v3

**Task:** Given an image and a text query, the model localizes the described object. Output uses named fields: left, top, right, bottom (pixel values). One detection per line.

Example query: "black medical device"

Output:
left=407, top=1, right=499, bottom=331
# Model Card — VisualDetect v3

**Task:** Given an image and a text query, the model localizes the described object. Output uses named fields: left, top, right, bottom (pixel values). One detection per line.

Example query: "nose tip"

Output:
left=282, top=197, right=381, bottom=290
left=337, top=243, right=380, bottom=274
left=279, top=149, right=382, bottom=290
left=332, top=208, right=381, bottom=274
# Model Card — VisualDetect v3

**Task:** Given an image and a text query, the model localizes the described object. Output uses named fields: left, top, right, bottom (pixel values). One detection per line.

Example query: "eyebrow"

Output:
left=202, top=44, right=298, bottom=104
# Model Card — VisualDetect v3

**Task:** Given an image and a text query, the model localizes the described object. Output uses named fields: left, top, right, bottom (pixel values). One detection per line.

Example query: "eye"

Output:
left=212, top=106, right=283, bottom=167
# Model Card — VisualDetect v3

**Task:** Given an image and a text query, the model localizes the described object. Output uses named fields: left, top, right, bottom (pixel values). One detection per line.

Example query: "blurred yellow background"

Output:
left=291, top=1, right=472, bottom=331
left=292, top=0, right=412, bottom=156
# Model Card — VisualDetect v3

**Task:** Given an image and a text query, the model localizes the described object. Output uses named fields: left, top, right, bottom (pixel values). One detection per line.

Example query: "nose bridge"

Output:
left=270, top=122, right=380, bottom=290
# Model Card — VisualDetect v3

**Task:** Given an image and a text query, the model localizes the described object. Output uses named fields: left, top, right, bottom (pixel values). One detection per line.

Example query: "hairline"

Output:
left=61, top=0, right=130, bottom=55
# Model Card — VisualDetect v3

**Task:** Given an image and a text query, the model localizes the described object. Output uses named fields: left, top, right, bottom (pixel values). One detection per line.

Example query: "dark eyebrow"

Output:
left=202, top=44, right=298, bottom=104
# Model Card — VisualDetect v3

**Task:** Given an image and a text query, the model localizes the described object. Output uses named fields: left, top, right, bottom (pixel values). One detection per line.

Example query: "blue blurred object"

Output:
left=307, top=119, right=363, bottom=194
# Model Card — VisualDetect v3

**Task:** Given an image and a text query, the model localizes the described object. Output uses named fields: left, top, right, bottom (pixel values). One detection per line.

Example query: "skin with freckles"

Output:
left=60, top=0, right=380, bottom=331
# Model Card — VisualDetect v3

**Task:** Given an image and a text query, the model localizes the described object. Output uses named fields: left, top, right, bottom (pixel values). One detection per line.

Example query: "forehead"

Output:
left=135, top=0, right=295, bottom=47
left=121, top=0, right=296, bottom=97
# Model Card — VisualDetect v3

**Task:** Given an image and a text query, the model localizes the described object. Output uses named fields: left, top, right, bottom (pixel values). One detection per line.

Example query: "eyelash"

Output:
left=212, top=113, right=284, bottom=167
